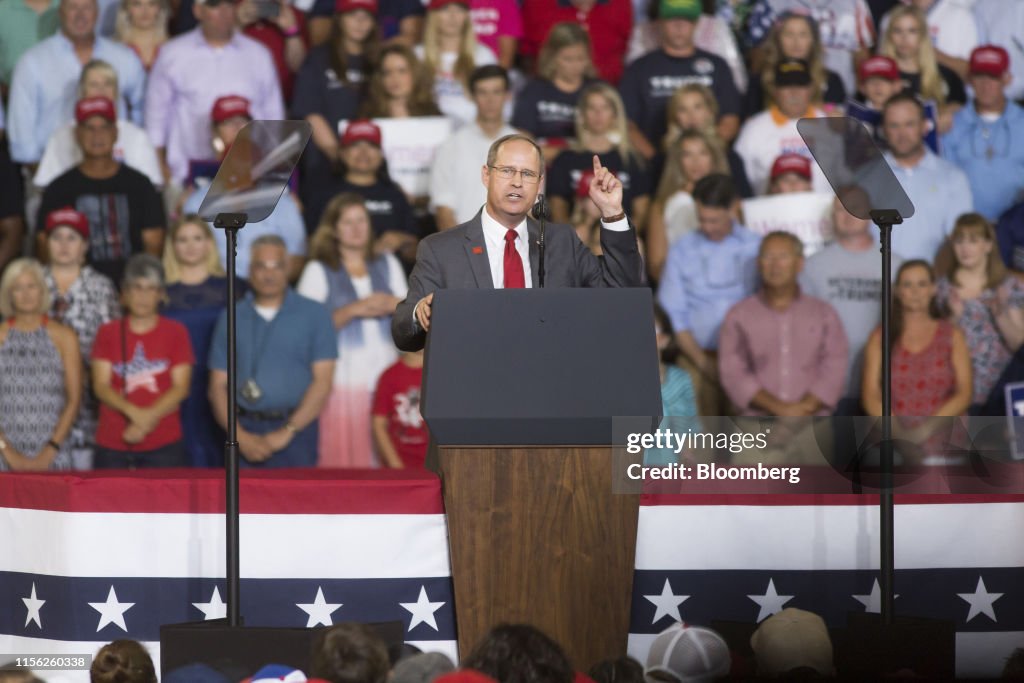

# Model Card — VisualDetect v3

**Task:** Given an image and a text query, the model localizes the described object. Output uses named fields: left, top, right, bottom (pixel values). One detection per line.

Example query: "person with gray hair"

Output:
left=208, top=236, right=337, bottom=467
left=90, top=253, right=194, bottom=468
left=395, top=132, right=643, bottom=352
left=0, top=258, right=82, bottom=471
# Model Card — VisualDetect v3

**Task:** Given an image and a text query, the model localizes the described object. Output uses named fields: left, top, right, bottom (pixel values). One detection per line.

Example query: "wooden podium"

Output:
left=422, top=289, right=661, bottom=669
left=438, top=446, right=639, bottom=669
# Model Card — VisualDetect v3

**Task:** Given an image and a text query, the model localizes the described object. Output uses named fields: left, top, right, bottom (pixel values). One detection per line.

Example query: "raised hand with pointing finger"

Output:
left=587, top=154, right=625, bottom=220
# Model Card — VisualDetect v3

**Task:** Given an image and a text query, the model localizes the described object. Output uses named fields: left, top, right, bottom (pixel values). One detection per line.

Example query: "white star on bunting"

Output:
left=23, top=582, right=45, bottom=628
left=297, top=587, right=342, bottom=627
left=192, top=586, right=228, bottom=621
left=644, top=578, right=689, bottom=624
left=400, top=585, right=445, bottom=632
left=748, top=578, right=794, bottom=622
left=852, top=578, right=899, bottom=614
left=89, top=586, right=135, bottom=632
left=958, top=576, right=1003, bottom=622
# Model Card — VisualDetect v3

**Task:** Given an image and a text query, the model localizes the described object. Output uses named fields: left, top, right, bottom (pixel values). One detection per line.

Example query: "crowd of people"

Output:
left=1, top=0, right=1024, bottom=470
left=5, top=615, right=1024, bottom=682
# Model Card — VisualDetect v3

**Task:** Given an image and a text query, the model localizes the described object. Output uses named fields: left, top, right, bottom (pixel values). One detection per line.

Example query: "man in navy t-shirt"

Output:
left=619, top=0, right=740, bottom=157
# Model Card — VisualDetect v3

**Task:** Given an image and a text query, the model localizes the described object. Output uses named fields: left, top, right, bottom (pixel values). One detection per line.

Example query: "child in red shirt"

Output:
left=371, top=350, right=428, bottom=468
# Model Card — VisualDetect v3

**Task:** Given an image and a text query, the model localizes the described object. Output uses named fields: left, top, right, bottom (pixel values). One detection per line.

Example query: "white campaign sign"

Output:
left=741, top=191, right=835, bottom=257
left=338, top=117, right=453, bottom=198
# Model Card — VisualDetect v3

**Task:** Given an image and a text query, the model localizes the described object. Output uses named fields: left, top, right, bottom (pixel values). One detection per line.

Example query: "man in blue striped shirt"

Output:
left=6, top=0, right=145, bottom=166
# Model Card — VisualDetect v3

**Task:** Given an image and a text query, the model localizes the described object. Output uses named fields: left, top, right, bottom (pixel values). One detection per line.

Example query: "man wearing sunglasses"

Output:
left=392, top=133, right=644, bottom=351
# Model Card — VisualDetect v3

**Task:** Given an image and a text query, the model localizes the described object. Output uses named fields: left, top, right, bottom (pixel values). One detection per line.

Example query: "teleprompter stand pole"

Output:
left=870, top=208, right=903, bottom=625
left=214, top=211, right=248, bottom=627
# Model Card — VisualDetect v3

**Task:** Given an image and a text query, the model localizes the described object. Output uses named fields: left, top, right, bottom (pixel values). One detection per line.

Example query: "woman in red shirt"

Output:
left=91, top=254, right=194, bottom=468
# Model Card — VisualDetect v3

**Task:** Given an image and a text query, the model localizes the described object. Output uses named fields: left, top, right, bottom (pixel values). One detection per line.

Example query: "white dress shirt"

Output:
left=481, top=206, right=533, bottom=289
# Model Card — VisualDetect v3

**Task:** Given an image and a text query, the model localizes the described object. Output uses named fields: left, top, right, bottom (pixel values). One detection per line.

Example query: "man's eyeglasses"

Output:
left=488, top=166, right=541, bottom=184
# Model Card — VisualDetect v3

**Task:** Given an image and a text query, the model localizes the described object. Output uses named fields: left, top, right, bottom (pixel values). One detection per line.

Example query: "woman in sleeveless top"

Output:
left=934, top=213, right=1024, bottom=414
left=44, top=207, right=120, bottom=470
left=297, top=193, right=408, bottom=467
left=862, top=260, right=972, bottom=463
left=0, top=259, right=82, bottom=471
left=163, top=215, right=246, bottom=467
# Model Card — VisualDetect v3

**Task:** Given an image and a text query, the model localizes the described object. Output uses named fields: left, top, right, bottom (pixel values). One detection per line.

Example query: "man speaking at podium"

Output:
left=392, top=133, right=644, bottom=351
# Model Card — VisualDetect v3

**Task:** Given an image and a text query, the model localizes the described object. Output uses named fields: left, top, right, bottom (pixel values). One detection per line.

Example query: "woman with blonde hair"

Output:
left=162, top=215, right=239, bottom=467
left=745, top=12, right=845, bottom=117
left=34, top=59, right=162, bottom=189
left=359, top=44, right=442, bottom=119
left=512, top=22, right=596, bottom=161
left=878, top=4, right=965, bottom=132
left=114, top=0, right=168, bottom=70
left=297, top=193, right=408, bottom=468
left=646, top=128, right=728, bottom=281
left=414, top=0, right=496, bottom=125
left=658, top=83, right=751, bottom=198
left=548, top=82, right=650, bottom=229
left=934, top=213, right=1024, bottom=413
left=0, top=258, right=81, bottom=471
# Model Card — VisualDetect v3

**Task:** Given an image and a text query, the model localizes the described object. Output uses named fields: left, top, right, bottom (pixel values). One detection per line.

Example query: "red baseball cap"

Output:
left=75, top=96, right=116, bottom=124
left=340, top=119, right=382, bottom=147
left=770, top=153, right=812, bottom=181
left=858, top=55, right=900, bottom=82
left=211, top=95, right=252, bottom=124
left=970, top=45, right=1010, bottom=78
left=335, top=0, right=376, bottom=12
left=576, top=170, right=595, bottom=199
left=45, top=207, right=90, bottom=239
left=427, top=0, right=468, bottom=10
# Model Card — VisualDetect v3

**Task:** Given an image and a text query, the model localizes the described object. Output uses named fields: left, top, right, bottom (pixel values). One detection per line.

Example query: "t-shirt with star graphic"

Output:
left=92, top=316, right=194, bottom=452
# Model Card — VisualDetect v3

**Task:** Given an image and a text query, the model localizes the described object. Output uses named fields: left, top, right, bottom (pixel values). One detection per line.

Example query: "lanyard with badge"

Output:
left=241, top=307, right=279, bottom=403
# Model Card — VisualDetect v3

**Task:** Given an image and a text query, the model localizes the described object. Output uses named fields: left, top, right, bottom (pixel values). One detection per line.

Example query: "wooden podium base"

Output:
left=438, top=446, right=639, bottom=670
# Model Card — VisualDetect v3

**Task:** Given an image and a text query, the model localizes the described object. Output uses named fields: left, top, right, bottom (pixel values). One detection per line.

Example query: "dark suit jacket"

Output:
left=391, top=211, right=645, bottom=351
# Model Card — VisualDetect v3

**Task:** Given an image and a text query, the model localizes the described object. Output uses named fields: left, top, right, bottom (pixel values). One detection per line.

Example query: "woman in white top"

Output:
left=34, top=59, right=162, bottom=190
left=297, top=193, right=407, bottom=468
left=415, top=0, right=497, bottom=126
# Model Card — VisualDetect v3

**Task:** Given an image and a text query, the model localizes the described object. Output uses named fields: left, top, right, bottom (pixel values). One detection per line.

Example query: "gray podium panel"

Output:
left=422, top=288, right=662, bottom=445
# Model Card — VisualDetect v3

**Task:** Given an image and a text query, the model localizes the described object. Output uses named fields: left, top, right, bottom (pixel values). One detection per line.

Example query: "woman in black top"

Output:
left=878, top=4, right=965, bottom=132
left=512, top=22, right=597, bottom=165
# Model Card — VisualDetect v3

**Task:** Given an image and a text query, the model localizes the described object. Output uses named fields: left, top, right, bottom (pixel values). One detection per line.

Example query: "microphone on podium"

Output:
left=532, top=193, right=548, bottom=288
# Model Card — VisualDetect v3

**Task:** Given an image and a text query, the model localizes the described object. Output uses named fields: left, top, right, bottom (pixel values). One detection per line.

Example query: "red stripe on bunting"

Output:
left=0, top=469, right=445, bottom=514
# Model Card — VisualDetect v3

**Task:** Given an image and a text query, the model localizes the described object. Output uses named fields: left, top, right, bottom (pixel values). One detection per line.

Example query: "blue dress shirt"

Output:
left=7, top=32, right=145, bottom=163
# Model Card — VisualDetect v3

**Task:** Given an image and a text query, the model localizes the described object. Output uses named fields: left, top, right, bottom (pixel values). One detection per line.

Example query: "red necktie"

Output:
left=503, top=228, right=525, bottom=289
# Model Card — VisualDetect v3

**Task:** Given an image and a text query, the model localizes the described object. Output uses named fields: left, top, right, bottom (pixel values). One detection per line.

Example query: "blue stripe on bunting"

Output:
left=629, top=568, right=1024, bottom=632
left=0, top=573, right=455, bottom=641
